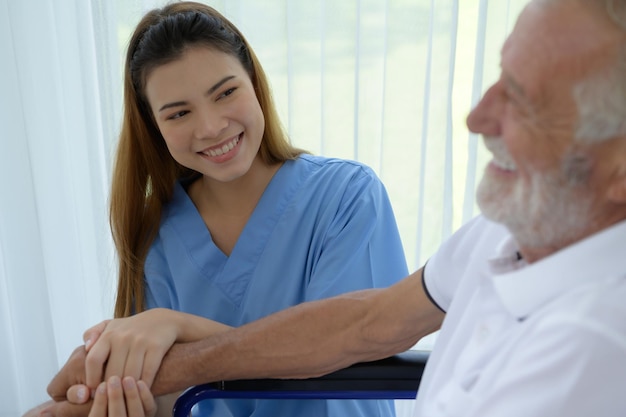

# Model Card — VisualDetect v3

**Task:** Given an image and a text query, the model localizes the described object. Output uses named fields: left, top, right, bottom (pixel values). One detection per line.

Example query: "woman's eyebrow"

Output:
left=206, top=75, right=236, bottom=96
left=158, top=75, right=237, bottom=112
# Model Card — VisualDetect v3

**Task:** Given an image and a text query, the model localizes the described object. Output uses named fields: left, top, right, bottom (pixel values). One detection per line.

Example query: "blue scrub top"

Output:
left=145, top=154, right=408, bottom=417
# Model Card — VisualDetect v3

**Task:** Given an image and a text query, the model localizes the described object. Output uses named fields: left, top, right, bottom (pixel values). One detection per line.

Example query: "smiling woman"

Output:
left=145, top=47, right=267, bottom=187
left=56, top=3, right=410, bottom=417
left=2, top=0, right=527, bottom=415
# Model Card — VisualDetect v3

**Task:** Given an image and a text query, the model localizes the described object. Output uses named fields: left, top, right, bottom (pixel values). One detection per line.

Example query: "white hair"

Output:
left=573, top=0, right=626, bottom=143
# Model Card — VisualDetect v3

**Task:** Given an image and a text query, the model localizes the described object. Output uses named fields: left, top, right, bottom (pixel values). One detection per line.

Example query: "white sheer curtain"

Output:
left=1, top=0, right=117, bottom=414
left=2, top=0, right=526, bottom=414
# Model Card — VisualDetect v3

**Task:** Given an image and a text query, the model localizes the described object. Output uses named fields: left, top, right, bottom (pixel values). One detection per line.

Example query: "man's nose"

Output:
left=466, top=81, right=504, bottom=138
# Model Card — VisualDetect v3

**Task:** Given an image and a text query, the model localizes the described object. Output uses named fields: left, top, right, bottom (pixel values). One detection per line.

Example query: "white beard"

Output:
left=476, top=139, right=593, bottom=250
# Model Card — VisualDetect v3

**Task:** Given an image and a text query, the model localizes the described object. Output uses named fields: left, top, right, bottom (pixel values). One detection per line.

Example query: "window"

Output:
left=2, top=0, right=526, bottom=413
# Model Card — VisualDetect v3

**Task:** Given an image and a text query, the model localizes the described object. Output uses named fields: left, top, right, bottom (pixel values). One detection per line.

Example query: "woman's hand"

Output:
left=89, top=376, right=156, bottom=417
left=83, top=308, right=231, bottom=389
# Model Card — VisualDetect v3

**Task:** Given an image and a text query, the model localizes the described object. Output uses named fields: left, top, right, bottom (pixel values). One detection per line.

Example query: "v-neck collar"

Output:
left=166, top=158, right=305, bottom=306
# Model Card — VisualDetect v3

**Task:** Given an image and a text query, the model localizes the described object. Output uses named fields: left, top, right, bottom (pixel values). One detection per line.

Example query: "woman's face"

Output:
left=145, top=46, right=265, bottom=183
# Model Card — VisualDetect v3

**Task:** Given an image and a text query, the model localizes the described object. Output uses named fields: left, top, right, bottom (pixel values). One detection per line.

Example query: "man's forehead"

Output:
left=501, top=0, right=620, bottom=79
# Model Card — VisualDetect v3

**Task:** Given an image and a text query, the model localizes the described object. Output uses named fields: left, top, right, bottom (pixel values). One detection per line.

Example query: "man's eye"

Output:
left=502, top=88, right=514, bottom=102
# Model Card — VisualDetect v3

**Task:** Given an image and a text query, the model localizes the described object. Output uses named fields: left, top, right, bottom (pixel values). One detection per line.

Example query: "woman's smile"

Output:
left=146, top=46, right=265, bottom=183
left=198, top=133, right=243, bottom=162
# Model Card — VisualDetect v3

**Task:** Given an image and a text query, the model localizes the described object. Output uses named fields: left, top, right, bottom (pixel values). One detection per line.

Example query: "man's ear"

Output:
left=606, top=136, right=626, bottom=204
left=606, top=141, right=626, bottom=203
left=607, top=177, right=626, bottom=203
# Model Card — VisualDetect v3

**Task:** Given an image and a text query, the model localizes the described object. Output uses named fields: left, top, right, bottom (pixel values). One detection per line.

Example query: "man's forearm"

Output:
left=152, top=291, right=375, bottom=395
left=152, top=269, right=443, bottom=396
left=40, top=293, right=390, bottom=415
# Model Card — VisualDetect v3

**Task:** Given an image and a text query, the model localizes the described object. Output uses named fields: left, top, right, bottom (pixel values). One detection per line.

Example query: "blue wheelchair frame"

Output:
left=173, top=350, right=429, bottom=416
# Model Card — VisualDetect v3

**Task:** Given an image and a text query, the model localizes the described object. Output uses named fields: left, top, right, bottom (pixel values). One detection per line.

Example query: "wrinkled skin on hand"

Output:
left=22, top=399, right=93, bottom=417
left=22, top=345, right=95, bottom=417
left=47, top=345, right=92, bottom=401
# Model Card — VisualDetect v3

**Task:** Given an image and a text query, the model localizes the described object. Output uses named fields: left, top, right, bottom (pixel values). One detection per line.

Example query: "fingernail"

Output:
left=84, top=338, right=92, bottom=350
left=109, top=375, right=121, bottom=388
left=137, top=380, right=147, bottom=392
left=77, top=386, right=87, bottom=401
left=97, top=382, right=106, bottom=395
left=123, top=376, right=136, bottom=390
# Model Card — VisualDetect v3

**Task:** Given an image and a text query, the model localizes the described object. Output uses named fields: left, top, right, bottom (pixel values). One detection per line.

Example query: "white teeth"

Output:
left=492, top=157, right=516, bottom=171
left=204, top=136, right=240, bottom=157
left=483, top=137, right=517, bottom=171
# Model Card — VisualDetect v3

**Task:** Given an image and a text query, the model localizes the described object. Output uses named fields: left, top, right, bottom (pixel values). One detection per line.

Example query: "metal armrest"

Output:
left=172, top=350, right=429, bottom=416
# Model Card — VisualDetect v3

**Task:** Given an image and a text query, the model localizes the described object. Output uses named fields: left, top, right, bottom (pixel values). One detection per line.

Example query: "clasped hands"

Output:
left=27, top=308, right=231, bottom=417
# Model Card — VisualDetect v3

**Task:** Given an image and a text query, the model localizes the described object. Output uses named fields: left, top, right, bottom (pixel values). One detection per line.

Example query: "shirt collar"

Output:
left=490, top=219, right=626, bottom=319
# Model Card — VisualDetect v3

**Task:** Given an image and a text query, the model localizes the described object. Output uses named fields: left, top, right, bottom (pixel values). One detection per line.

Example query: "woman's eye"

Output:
left=167, top=110, right=189, bottom=120
left=219, top=88, right=236, bottom=99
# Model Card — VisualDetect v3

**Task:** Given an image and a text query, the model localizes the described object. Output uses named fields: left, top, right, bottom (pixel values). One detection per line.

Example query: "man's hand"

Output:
left=21, top=345, right=92, bottom=417
left=47, top=345, right=91, bottom=401
left=21, top=400, right=53, bottom=417
left=22, top=399, right=93, bottom=417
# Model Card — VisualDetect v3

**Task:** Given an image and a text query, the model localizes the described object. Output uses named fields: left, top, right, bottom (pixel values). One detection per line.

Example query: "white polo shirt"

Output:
left=414, top=215, right=626, bottom=417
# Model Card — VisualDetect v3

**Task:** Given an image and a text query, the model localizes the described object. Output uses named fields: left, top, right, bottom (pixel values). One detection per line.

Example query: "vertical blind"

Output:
left=1, top=0, right=526, bottom=414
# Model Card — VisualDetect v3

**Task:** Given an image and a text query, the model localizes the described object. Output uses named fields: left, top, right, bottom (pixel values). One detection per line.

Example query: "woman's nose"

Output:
left=194, top=108, right=228, bottom=139
left=466, top=81, right=504, bottom=138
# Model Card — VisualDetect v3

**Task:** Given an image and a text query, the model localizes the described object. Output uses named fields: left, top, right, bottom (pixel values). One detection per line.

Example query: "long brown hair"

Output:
left=111, top=1, right=305, bottom=318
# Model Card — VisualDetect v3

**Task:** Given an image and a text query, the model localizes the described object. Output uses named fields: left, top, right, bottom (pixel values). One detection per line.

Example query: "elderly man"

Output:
left=35, top=0, right=626, bottom=415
